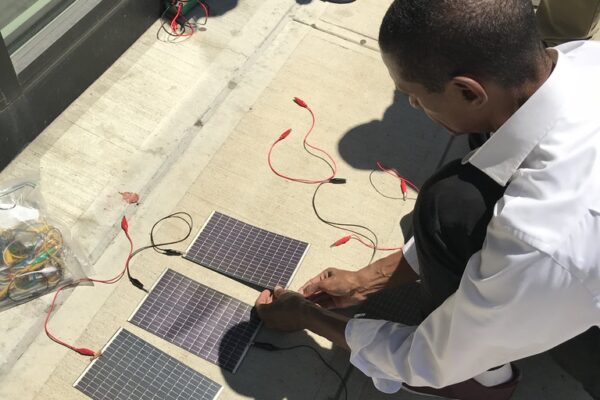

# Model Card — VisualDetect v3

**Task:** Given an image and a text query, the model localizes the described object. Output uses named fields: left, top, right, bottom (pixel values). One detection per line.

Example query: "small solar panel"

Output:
left=184, top=211, right=309, bottom=289
left=74, top=329, right=222, bottom=400
left=129, top=269, right=260, bottom=373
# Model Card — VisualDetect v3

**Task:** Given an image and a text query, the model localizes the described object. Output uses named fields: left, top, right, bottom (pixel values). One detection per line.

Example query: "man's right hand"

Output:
left=299, top=267, right=366, bottom=309
left=298, top=251, right=418, bottom=309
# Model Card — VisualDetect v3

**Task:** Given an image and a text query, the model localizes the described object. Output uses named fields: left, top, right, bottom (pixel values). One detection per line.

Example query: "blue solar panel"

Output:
left=184, top=211, right=309, bottom=288
left=74, top=329, right=222, bottom=400
left=129, top=269, right=261, bottom=372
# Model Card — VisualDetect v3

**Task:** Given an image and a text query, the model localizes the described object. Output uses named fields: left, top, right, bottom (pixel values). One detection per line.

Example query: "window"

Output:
left=0, top=0, right=158, bottom=170
left=0, top=0, right=76, bottom=54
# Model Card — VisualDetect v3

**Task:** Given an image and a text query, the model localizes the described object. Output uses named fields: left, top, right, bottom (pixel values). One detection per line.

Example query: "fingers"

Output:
left=273, top=286, right=285, bottom=298
left=306, top=292, right=337, bottom=309
left=310, top=294, right=346, bottom=310
left=299, top=268, right=335, bottom=296
left=307, top=292, right=360, bottom=310
left=255, top=289, right=273, bottom=307
left=316, top=297, right=337, bottom=310
left=299, top=274, right=323, bottom=296
left=300, top=283, right=320, bottom=298
left=306, top=291, right=330, bottom=304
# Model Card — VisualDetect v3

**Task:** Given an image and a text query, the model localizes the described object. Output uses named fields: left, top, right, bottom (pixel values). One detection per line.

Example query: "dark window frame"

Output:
left=10, top=0, right=105, bottom=82
left=0, top=0, right=159, bottom=170
left=0, top=35, right=20, bottom=109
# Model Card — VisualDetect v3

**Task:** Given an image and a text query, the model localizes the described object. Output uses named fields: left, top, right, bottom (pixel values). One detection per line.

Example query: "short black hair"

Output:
left=379, top=0, right=546, bottom=92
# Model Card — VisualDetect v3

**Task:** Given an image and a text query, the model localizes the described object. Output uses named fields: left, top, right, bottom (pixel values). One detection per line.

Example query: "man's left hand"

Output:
left=254, top=286, right=314, bottom=332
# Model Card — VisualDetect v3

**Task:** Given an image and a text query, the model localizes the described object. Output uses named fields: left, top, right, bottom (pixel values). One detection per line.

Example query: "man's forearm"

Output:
left=292, top=249, right=418, bottom=348
left=355, top=250, right=419, bottom=297
left=303, top=303, right=351, bottom=349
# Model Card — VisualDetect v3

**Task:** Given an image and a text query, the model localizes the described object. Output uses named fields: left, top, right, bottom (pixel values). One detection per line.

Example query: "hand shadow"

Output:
left=220, top=321, right=350, bottom=400
left=338, top=91, right=471, bottom=188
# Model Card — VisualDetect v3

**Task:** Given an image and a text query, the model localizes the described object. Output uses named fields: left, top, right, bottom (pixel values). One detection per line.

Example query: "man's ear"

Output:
left=450, top=76, right=488, bottom=107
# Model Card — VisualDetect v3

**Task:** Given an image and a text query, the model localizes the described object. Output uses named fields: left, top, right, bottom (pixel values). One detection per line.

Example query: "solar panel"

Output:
left=74, top=329, right=222, bottom=400
left=184, top=211, right=309, bottom=289
left=129, top=268, right=261, bottom=373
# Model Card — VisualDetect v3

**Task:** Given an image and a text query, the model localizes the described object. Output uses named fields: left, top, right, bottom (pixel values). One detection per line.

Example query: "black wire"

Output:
left=158, top=7, right=177, bottom=37
left=368, top=170, right=417, bottom=201
left=157, top=0, right=208, bottom=41
left=368, top=170, right=404, bottom=200
left=312, top=182, right=378, bottom=266
left=290, top=105, right=377, bottom=266
left=127, top=212, right=194, bottom=291
left=150, top=212, right=193, bottom=254
left=302, top=141, right=336, bottom=177
left=157, top=4, right=192, bottom=41
left=252, top=341, right=348, bottom=400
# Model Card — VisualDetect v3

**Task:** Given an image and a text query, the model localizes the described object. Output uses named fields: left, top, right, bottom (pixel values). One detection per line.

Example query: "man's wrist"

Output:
left=355, top=250, right=404, bottom=293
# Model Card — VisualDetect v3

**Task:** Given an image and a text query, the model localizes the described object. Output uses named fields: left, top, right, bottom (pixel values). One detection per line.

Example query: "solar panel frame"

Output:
left=184, top=211, right=309, bottom=289
left=128, top=268, right=261, bottom=373
left=74, top=329, right=223, bottom=400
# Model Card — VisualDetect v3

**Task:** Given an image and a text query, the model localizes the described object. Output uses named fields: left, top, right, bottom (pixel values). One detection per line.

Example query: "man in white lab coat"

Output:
left=255, top=1, right=600, bottom=399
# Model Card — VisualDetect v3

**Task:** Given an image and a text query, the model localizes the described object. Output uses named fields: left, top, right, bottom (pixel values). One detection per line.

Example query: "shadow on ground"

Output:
left=220, top=322, right=350, bottom=399
left=338, top=91, right=471, bottom=187
left=200, top=0, right=320, bottom=17
left=203, top=0, right=238, bottom=17
left=219, top=285, right=423, bottom=400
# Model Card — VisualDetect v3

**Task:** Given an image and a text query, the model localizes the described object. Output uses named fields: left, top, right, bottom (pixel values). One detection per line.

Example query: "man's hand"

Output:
left=298, top=251, right=418, bottom=309
left=254, top=286, right=351, bottom=348
left=298, top=268, right=365, bottom=309
left=254, top=286, right=315, bottom=332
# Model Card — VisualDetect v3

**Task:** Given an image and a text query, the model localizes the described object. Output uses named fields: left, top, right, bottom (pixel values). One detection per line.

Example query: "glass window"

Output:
left=0, top=0, right=76, bottom=54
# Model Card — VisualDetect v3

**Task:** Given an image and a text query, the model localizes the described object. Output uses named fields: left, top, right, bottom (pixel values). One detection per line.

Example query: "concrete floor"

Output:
left=0, top=1, right=597, bottom=399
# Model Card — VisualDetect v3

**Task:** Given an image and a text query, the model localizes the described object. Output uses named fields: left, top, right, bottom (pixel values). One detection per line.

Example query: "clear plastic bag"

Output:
left=0, top=178, right=89, bottom=311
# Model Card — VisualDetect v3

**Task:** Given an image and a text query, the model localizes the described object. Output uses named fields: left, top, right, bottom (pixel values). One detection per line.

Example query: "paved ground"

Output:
left=0, top=1, right=597, bottom=399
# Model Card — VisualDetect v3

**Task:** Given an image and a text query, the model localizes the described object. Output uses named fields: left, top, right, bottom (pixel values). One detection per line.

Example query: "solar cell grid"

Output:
left=74, top=329, right=222, bottom=400
left=129, top=269, right=261, bottom=373
left=184, top=211, right=309, bottom=289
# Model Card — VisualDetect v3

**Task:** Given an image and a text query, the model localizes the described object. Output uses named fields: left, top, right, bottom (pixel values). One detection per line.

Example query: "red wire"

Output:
left=376, top=161, right=420, bottom=193
left=168, top=1, right=208, bottom=37
left=304, top=107, right=338, bottom=175
left=170, top=2, right=195, bottom=37
left=198, top=1, right=209, bottom=25
left=170, top=3, right=181, bottom=32
left=349, top=234, right=402, bottom=251
left=44, top=217, right=134, bottom=357
left=268, top=98, right=338, bottom=184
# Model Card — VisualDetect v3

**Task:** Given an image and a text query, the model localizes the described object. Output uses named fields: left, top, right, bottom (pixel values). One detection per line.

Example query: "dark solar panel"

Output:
left=184, top=211, right=309, bottom=289
left=74, top=329, right=222, bottom=400
left=129, top=269, right=261, bottom=373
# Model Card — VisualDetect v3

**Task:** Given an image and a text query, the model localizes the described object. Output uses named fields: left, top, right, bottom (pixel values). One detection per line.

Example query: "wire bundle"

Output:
left=44, top=213, right=194, bottom=357
left=0, top=222, right=65, bottom=305
left=266, top=98, right=423, bottom=264
left=268, top=97, right=338, bottom=184
left=266, top=98, right=381, bottom=264
left=162, top=0, right=209, bottom=38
